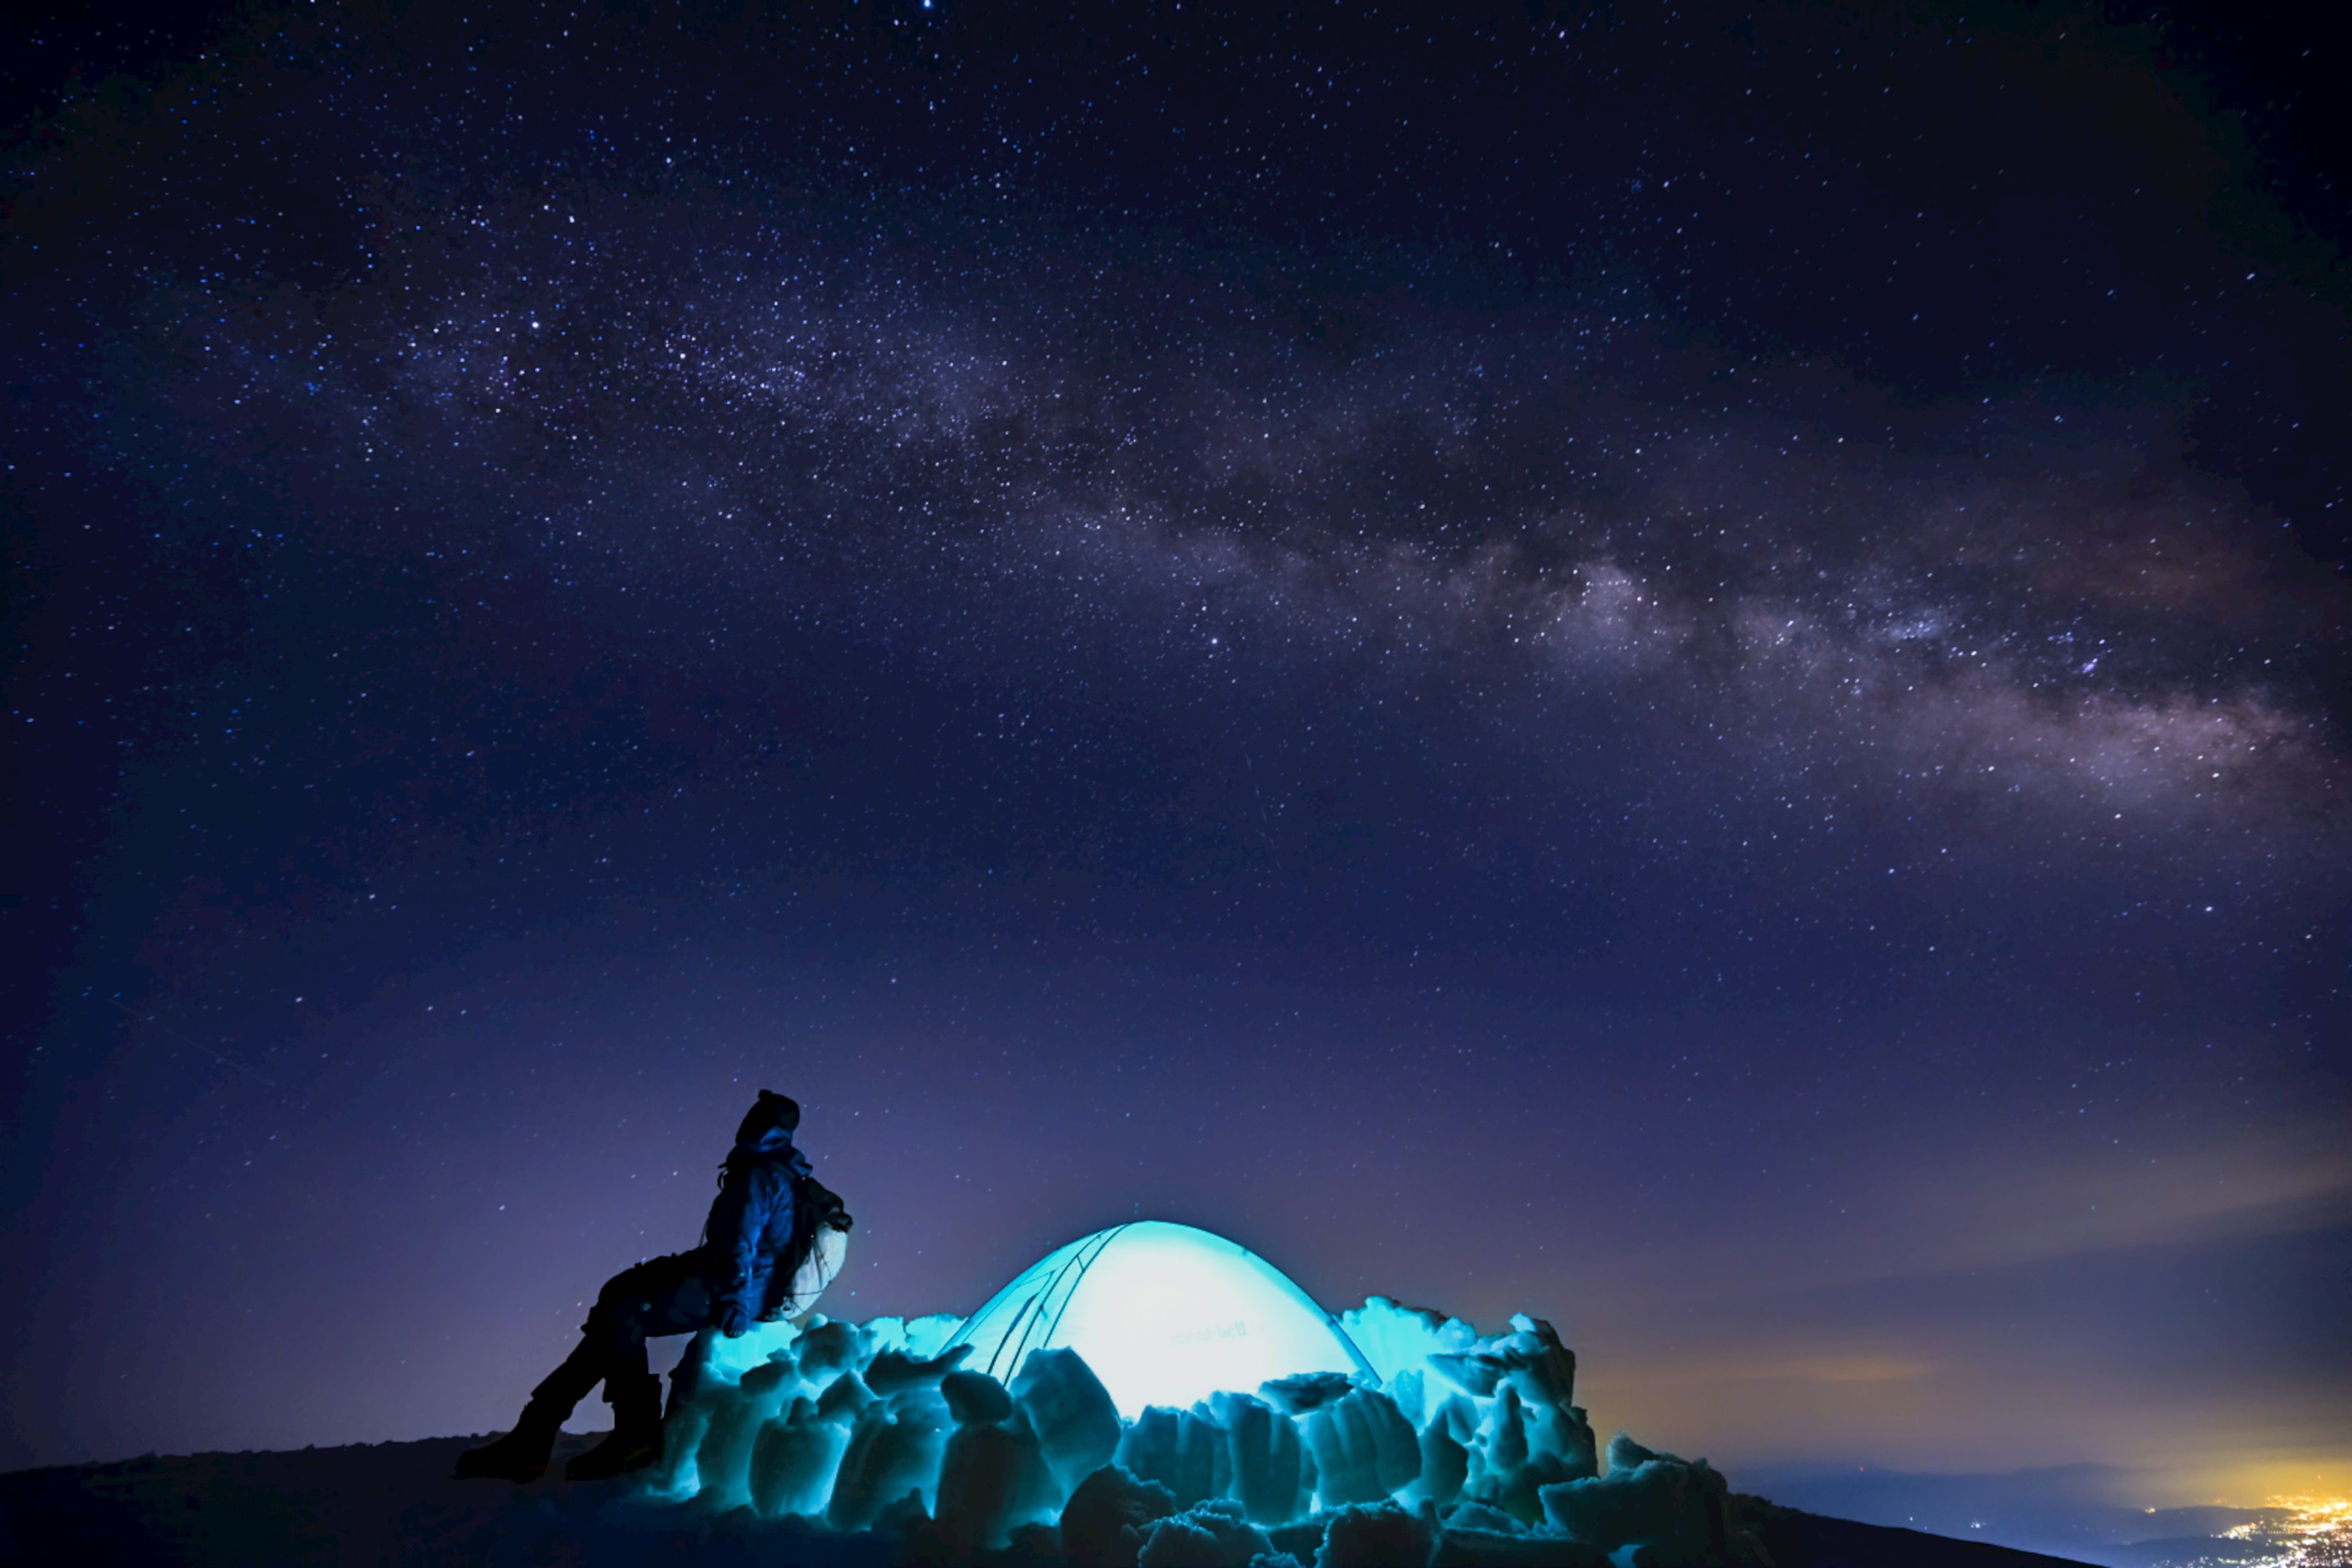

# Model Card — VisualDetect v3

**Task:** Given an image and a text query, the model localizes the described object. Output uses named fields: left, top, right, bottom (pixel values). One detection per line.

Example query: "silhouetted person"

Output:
left=456, top=1090, right=851, bottom=1482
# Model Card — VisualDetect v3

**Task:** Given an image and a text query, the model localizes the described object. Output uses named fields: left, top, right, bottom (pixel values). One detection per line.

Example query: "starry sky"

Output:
left=4, top=0, right=2346, bottom=1500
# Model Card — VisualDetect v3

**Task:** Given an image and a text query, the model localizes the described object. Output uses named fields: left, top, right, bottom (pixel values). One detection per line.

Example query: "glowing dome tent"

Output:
left=942, top=1220, right=1376, bottom=1418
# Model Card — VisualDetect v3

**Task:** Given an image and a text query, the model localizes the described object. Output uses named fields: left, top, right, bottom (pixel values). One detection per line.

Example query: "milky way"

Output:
left=4, top=0, right=2346, bottom=1495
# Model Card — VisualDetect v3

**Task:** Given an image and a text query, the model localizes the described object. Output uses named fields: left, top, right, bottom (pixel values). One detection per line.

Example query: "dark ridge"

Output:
left=1737, top=1496, right=2100, bottom=1568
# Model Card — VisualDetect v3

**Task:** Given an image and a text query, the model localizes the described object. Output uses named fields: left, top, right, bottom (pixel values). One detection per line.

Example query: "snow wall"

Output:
left=642, top=1221, right=1771, bottom=1566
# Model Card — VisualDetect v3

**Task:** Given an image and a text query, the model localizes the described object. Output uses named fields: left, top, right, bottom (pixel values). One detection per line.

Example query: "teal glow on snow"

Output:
left=943, top=1220, right=1376, bottom=1418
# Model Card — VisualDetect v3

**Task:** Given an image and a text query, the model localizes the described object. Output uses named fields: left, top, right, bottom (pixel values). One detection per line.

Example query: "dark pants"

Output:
left=531, top=1251, right=720, bottom=1415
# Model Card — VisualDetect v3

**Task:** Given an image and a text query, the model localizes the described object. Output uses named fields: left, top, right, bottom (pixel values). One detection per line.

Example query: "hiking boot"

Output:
left=454, top=1398, right=565, bottom=1482
left=565, top=1373, right=665, bottom=1482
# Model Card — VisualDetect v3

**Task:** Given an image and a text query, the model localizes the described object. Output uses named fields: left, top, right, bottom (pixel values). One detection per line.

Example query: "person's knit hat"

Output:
left=736, top=1088, right=800, bottom=1142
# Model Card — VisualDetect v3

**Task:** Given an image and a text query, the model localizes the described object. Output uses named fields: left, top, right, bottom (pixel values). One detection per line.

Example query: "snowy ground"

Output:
left=0, top=1434, right=2109, bottom=1567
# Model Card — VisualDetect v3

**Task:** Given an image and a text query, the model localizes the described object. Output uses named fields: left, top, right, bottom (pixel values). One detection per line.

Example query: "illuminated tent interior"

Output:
left=941, top=1220, right=1377, bottom=1419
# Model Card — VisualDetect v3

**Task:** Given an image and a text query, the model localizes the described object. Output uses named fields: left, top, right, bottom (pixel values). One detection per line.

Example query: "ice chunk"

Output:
left=1315, top=1498, right=1438, bottom=1567
left=1135, top=1498, right=1274, bottom=1567
left=1300, top=1388, right=1419, bottom=1508
left=748, top=1393, right=849, bottom=1518
left=1210, top=1390, right=1309, bottom=1527
left=1061, top=1463, right=1180, bottom=1568
left=826, top=1387, right=951, bottom=1531
left=1012, top=1346, right=1123, bottom=1496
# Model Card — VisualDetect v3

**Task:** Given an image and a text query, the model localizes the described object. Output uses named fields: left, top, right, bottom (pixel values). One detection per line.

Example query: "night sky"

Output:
left=4, top=0, right=2346, bottom=1504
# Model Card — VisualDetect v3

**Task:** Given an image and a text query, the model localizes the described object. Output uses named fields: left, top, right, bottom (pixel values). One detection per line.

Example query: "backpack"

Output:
left=767, top=1170, right=854, bottom=1321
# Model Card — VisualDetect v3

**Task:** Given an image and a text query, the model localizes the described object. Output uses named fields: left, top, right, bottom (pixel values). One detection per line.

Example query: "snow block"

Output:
left=1497, top=1316, right=1577, bottom=1411
left=1430, top=1525, right=1611, bottom=1566
left=1430, top=1317, right=1572, bottom=1414
left=611, top=1280, right=1766, bottom=1562
left=816, top=1368, right=878, bottom=1424
left=902, top=1313, right=968, bottom=1360
left=1340, top=1298, right=1481, bottom=1388
left=1117, top=1404, right=1229, bottom=1509
left=1426, top=1351, right=1504, bottom=1398
left=648, top=1385, right=715, bottom=1498
left=934, top=1412, right=1052, bottom=1553
left=940, top=1370, right=1017, bottom=1427
left=1412, top=1408, right=1469, bottom=1509
left=1136, top=1498, right=1275, bottom=1567
left=794, top=1317, right=867, bottom=1382
left=827, top=1389, right=951, bottom=1531
left=1383, top=1368, right=1429, bottom=1432
left=1301, top=1388, right=1419, bottom=1508
left=864, top=1343, right=973, bottom=1399
left=1499, top=1321, right=1595, bottom=1483
left=1461, top=1385, right=1589, bottom=1524
left=1537, top=1434, right=1769, bottom=1566
left=687, top=1374, right=777, bottom=1510
left=1440, top=1501, right=1521, bottom=1534
left=1314, top=1498, right=1438, bottom=1567
left=1210, top=1390, right=1310, bottom=1526
left=858, top=1311, right=967, bottom=1363
left=1061, top=1463, right=1180, bottom=1568
left=1013, top=1346, right=1124, bottom=1496
left=748, top=1393, right=850, bottom=1518
left=1259, top=1371, right=1355, bottom=1415
left=932, top=1369, right=1059, bottom=1553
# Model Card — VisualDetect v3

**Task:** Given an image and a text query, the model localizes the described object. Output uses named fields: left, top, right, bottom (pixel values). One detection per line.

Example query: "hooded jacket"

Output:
left=699, top=1123, right=813, bottom=1322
